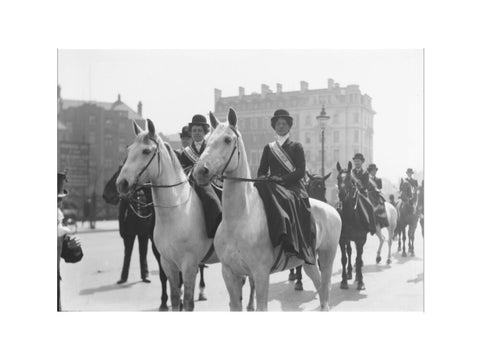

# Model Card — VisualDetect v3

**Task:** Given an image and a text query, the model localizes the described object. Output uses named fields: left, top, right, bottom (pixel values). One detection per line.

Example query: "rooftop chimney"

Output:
left=117, top=94, right=121, bottom=102
left=300, top=81, right=309, bottom=93
left=57, top=85, right=61, bottom=99
left=328, top=78, right=334, bottom=89
left=214, top=88, right=222, bottom=103
left=239, top=86, right=245, bottom=98
left=137, top=101, right=143, bottom=116
left=276, top=83, right=283, bottom=94
left=261, top=84, right=270, bottom=96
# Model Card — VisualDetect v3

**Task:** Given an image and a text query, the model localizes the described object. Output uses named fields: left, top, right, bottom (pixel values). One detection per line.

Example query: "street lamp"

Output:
left=316, top=105, right=330, bottom=176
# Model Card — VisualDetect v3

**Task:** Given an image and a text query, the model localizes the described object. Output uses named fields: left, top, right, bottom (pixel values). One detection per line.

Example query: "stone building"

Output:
left=57, top=86, right=145, bottom=219
left=213, top=79, right=375, bottom=203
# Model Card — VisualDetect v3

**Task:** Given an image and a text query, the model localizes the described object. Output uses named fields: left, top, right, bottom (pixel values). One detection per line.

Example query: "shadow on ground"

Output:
left=268, top=281, right=318, bottom=311
left=79, top=281, right=144, bottom=296
left=407, top=272, right=423, bottom=284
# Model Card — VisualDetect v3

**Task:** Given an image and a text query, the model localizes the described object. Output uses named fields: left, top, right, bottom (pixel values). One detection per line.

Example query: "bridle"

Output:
left=126, top=135, right=190, bottom=211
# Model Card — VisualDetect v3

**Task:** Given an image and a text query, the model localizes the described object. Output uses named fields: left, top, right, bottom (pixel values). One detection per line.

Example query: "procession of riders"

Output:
left=57, top=107, right=423, bottom=310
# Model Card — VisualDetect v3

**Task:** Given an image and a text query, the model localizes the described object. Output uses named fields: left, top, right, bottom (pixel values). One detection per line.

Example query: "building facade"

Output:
left=213, top=79, right=375, bottom=203
left=57, top=86, right=145, bottom=219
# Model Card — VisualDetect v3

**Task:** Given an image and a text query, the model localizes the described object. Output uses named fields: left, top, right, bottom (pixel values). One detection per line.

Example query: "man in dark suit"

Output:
left=367, top=163, right=389, bottom=228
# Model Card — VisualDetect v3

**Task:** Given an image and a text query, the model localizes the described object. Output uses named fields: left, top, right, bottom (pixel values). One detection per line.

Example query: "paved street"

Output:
left=61, top=222, right=423, bottom=311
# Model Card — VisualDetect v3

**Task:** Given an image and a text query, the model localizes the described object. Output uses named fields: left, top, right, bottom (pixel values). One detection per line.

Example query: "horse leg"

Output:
left=221, top=264, right=243, bottom=311
left=252, top=270, right=270, bottom=311
left=161, top=258, right=182, bottom=311
left=355, top=238, right=366, bottom=290
left=376, top=226, right=385, bottom=264
left=294, top=265, right=303, bottom=291
left=316, top=245, right=337, bottom=311
left=402, top=228, right=407, bottom=257
left=151, top=242, right=168, bottom=311
left=198, top=265, right=207, bottom=301
left=180, top=262, right=199, bottom=312
left=303, top=262, right=323, bottom=309
left=387, top=227, right=393, bottom=265
left=339, top=241, right=348, bottom=289
left=346, top=241, right=353, bottom=280
left=246, top=276, right=255, bottom=311
left=288, top=268, right=296, bottom=281
left=409, top=221, right=417, bottom=256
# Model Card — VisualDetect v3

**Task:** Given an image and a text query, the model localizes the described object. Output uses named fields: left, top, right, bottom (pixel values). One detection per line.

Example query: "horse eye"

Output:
left=143, top=149, right=152, bottom=155
left=224, top=137, right=232, bottom=144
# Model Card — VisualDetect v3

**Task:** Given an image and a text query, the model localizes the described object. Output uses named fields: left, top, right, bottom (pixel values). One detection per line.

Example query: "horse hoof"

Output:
left=198, top=293, right=207, bottom=301
left=294, top=282, right=303, bottom=291
left=347, top=270, right=353, bottom=280
left=288, top=273, right=296, bottom=281
left=357, top=282, right=366, bottom=290
left=247, top=306, right=255, bottom=312
left=402, top=251, right=407, bottom=257
left=320, top=304, right=330, bottom=312
left=386, top=258, right=392, bottom=265
left=340, top=281, right=349, bottom=290
left=159, top=304, right=169, bottom=311
left=376, top=255, right=381, bottom=264
left=410, top=252, right=415, bottom=257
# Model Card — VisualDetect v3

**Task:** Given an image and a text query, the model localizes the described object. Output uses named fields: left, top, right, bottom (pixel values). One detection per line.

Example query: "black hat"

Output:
left=406, top=168, right=414, bottom=174
left=58, top=171, right=68, bottom=198
left=179, top=126, right=191, bottom=139
left=188, top=114, right=210, bottom=133
left=271, top=109, right=293, bottom=129
left=367, top=163, right=378, bottom=171
left=352, top=153, right=365, bottom=162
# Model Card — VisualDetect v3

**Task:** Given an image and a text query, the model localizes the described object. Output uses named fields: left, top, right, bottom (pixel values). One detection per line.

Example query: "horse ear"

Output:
left=132, top=121, right=141, bottom=136
left=323, top=172, right=332, bottom=181
left=347, top=161, right=353, bottom=172
left=147, top=118, right=156, bottom=136
left=209, top=111, right=219, bottom=129
left=336, top=162, right=342, bottom=172
left=228, top=108, right=237, bottom=127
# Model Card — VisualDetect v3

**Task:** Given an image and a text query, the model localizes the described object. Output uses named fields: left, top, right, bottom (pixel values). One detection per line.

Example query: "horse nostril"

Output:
left=117, top=179, right=129, bottom=194
left=202, top=166, right=209, bottom=175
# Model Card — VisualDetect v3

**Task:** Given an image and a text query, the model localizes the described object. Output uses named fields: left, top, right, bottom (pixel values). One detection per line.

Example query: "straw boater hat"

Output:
left=352, top=153, right=365, bottom=162
left=271, top=109, right=293, bottom=129
left=188, top=115, right=210, bottom=133
left=57, top=172, right=68, bottom=198
left=406, top=168, right=414, bottom=175
left=179, top=126, right=191, bottom=139
left=367, top=163, right=378, bottom=172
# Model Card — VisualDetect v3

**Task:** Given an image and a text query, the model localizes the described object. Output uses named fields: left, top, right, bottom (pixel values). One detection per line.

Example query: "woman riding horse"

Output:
left=255, top=109, right=316, bottom=266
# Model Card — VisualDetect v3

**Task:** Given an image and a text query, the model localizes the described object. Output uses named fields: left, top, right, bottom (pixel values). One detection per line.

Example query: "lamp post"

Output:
left=316, top=105, right=330, bottom=176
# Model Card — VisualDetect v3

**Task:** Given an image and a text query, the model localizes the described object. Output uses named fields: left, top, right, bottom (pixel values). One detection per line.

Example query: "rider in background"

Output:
left=174, top=125, right=192, bottom=160
left=366, top=163, right=389, bottom=228
left=351, top=153, right=377, bottom=235
left=256, top=109, right=316, bottom=265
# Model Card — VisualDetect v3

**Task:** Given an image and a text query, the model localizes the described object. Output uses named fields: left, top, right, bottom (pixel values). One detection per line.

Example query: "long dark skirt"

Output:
left=255, top=182, right=316, bottom=265
left=194, top=183, right=222, bottom=238
left=368, top=191, right=389, bottom=228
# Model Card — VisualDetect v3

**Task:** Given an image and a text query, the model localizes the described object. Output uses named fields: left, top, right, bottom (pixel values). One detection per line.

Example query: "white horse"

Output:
left=116, top=119, right=226, bottom=311
left=374, top=202, right=398, bottom=265
left=194, top=109, right=341, bottom=311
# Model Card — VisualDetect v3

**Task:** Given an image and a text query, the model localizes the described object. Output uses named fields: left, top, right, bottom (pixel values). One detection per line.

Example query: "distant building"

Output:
left=57, top=85, right=145, bottom=219
left=213, top=79, right=376, bottom=203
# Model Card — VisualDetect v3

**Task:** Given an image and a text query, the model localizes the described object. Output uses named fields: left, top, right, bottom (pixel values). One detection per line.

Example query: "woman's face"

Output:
left=353, top=159, right=363, bottom=169
left=274, top=118, right=290, bottom=137
left=191, top=125, right=206, bottom=142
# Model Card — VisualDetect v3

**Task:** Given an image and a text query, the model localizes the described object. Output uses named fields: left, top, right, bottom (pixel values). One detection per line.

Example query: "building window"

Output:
left=333, top=131, right=339, bottom=143
left=353, top=112, right=359, bottom=123
left=305, top=133, right=311, bottom=144
left=257, top=118, right=263, bottom=129
left=245, top=118, right=251, bottom=130
left=333, top=149, right=340, bottom=162
left=354, top=130, right=359, bottom=143
left=306, top=150, right=311, bottom=162
left=105, top=118, right=113, bottom=126
left=332, top=113, right=339, bottom=124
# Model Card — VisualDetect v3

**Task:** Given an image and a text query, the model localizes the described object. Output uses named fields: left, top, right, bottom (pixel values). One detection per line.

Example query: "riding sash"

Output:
left=269, top=141, right=296, bottom=173
left=183, top=146, right=200, bottom=164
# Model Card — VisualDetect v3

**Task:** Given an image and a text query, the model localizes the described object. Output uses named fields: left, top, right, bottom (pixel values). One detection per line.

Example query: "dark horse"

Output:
left=103, top=168, right=207, bottom=311
left=336, top=162, right=369, bottom=290
left=396, top=179, right=419, bottom=257
left=417, top=180, right=424, bottom=239
left=288, top=171, right=332, bottom=291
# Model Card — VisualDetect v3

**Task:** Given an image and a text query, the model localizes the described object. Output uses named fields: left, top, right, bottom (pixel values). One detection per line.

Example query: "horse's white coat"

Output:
left=375, top=202, right=398, bottom=264
left=194, top=111, right=341, bottom=311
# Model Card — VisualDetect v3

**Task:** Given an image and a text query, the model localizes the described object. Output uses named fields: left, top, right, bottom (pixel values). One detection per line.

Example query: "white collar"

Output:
left=275, top=133, right=290, bottom=146
left=194, top=140, right=204, bottom=149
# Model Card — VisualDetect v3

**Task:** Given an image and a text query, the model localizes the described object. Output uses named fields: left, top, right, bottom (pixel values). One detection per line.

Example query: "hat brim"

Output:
left=188, top=123, right=210, bottom=129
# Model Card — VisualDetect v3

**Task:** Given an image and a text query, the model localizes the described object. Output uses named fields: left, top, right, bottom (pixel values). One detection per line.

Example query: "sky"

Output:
left=58, top=49, right=423, bottom=182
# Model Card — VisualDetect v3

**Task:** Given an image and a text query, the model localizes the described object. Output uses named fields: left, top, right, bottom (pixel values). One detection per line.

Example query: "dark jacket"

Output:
left=352, top=168, right=370, bottom=194
left=257, top=139, right=307, bottom=196
left=178, top=141, right=206, bottom=171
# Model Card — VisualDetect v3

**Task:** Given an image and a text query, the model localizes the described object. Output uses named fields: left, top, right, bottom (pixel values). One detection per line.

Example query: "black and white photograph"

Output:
left=57, top=49, right=423, bottom=312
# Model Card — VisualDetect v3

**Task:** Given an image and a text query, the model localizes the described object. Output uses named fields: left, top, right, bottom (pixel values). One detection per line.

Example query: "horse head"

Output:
left=336, top=161, right=353, bottom=203
left=194, top=108, right=243, bottom=186
left=116, top=119, right=175, bottom=197
left=306, top=171, right=331, bottom=202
